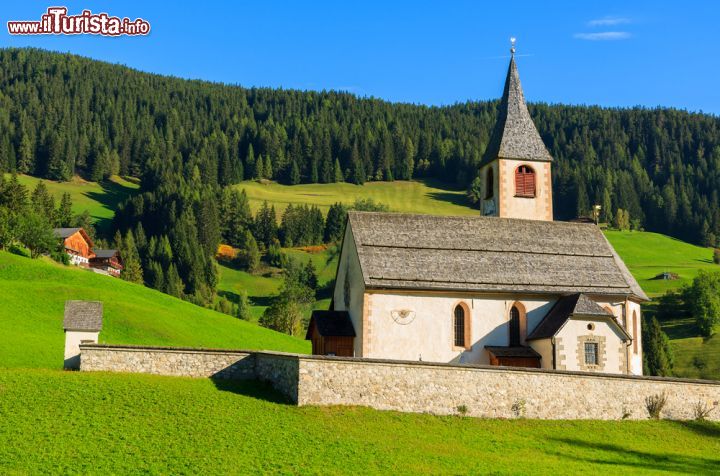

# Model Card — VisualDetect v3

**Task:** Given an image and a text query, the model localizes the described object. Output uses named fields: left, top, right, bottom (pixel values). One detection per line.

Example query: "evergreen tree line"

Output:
left=3, top=49, right=720, bottom=245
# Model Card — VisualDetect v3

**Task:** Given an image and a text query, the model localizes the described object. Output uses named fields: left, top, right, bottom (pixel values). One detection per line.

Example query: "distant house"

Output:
left=89, top=249, right=123, bottom=277
left=53, top=227, right=95, bottom=267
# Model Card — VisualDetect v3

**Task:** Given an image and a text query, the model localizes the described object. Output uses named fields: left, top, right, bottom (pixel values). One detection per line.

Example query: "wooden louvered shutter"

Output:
left=515, top=166, right=536, bottom=198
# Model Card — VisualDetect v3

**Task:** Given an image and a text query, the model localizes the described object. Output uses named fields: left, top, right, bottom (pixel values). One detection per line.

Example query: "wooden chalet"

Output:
left=53, top=228, right=95, bottom=267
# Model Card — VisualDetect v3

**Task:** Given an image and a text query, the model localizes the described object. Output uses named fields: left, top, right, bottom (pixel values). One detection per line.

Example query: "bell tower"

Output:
left=479, top=38, right=553, bottom=221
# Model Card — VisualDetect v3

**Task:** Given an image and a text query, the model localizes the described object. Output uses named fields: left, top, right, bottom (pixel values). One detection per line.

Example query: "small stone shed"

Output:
left=63, top=300, right=103, bottom=369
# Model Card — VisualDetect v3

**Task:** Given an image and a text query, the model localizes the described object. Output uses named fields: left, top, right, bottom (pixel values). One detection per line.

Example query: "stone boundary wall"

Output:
left=80, top=344, right=720, bottom=420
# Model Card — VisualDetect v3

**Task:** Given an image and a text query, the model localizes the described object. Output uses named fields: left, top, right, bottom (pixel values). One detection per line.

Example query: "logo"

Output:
left=8, top=7, right=151, bottom=36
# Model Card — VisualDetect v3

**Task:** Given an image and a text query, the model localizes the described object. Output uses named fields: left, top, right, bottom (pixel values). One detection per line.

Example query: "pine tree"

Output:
left=333, top=158, right=344, bottom=183
left=31, top=182, right=56, bottom=224
left=289, top=161, right=301, bottom=185
left=254, top=155, right=265, bottom=180
left=57, top=193, right=73, bottom=227
left=642, top=316, right=674, bottom=376
left=164, top=263, right=184, bottom=298
left=324, top=202, right=347, bottom=243
left=236, top=290, right=251, bottom=320
left=121, top=231, right=144, bottom=284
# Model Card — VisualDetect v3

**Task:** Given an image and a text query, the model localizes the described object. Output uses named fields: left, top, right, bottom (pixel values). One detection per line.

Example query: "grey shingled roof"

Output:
left=480, top=56, right=553, bottom=167
left=347, top=212, right=648, bottom=301
left=305, top=310, right=356, bottom=340
left=63, top=300, right=103, bottom=331
left=92, top=249, right=119, bottom=259
left=526, top=293, right=619, bottom=340
left=53, top=227, right=81, bottom=239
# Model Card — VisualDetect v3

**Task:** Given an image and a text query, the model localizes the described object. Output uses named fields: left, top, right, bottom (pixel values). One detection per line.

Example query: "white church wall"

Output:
left=332, top=224, right=366, bottom=357
left=528, top=338, right=553, bottom=369
left=64, top=330, right=99, bottom=369
left=363, top=292, right=556, bottom=364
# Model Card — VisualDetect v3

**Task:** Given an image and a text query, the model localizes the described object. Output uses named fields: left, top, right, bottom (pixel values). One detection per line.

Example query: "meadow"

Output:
left=235, top=178, right=476, bottom=215
left=0, top=251, right=309, bottom=370
left=7, top=173, right=138, bottom=233
left=0, top=368, right=718, bottom=475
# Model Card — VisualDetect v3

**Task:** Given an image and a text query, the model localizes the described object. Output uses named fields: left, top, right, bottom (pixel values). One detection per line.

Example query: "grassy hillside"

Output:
left=604, top=230, right=717, bottom=297
left=6, top=173, right=138, bottom=233
left=605, top=230, right=720, bottom=379
left=217, top=246, right=337, bottom=321
left=236, top=179, right=476, bottom=215
left=0, top=251, right=309, bottom=369
left=1, top=369, right=718, bottom=474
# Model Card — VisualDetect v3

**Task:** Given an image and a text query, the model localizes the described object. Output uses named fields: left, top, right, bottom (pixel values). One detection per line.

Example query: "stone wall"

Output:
left=79, top=344, right=720, bottom=420
left=295, top=357, right=720, bottom=420
left=80, top=344, right=256, bottom=380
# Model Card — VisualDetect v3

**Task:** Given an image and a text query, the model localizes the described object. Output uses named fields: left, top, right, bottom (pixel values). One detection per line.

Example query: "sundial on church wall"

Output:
left=391, top=309, right=416, bottom=325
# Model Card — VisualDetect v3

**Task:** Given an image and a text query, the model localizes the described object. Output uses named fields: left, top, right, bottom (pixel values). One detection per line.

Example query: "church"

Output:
left=306, top=46, right=648, bottom=376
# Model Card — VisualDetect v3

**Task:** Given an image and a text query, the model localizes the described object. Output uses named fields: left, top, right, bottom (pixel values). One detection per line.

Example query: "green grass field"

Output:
left=7, top=174, right=138, bottom=233
left=236, top=179, right=477, bottom=215
left=0, top=368, right=718, bottom=475
left=604, top=230, right=717, bottom=297
left=217, top=246, right=337, bottom=321
left=0, top=250, right=308, bottom=369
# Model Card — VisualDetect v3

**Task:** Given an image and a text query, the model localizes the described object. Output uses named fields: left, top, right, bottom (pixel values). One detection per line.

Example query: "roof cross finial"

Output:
left=510, top=37, right=516, bottom=56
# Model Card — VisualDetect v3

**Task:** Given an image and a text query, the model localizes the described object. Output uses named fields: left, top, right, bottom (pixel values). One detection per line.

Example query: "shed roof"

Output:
left=526, top=293, right=629, bottom=341
left=480, top=55, right=553, bottom=167
left=92, top=249, right=119, bottom=259
left=347, top=212, right=648, bottom=301
left=53, top=227, right=81, bottom=239
left=305, top=310, right=355, bottom=340
left=63, top=300, right=103, bottom=332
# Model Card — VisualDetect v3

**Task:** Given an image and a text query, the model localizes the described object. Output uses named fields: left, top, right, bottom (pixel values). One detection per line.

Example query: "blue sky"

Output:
left=2, top=1, right=719, bottom=114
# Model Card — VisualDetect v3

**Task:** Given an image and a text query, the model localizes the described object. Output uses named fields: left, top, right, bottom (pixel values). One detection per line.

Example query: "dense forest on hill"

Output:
left=1, top=48, right=720, bottom=252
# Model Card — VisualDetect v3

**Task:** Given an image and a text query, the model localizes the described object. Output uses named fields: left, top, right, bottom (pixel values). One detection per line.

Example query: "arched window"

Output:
left=453, top=304, right=470, bottom=349
left=509, top=306, right=521, bottom=346
left=515, top=165, right=536, bottom=198
left=632, top=311, right=638, bottom=354
left=485, top=168, right=494, bottom=199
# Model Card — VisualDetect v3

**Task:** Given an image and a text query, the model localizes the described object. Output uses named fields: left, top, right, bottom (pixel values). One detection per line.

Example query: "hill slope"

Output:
left=236, top=179, right=475, bottom=215
left=1, top=369, right=718, bottom=474
left=0, top=251, right=308, bottom=369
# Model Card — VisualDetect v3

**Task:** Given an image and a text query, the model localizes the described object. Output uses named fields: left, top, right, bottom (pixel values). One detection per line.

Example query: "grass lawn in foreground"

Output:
left=0, top=369, right=718, bottom=475
left=236, top=178, right=477, bottom=216
left=0, top=251, right=308, bottom=370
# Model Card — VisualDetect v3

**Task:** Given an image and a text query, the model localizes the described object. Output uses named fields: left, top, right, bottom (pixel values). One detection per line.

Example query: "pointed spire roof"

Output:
left=480, top=53, right=553, bottom=167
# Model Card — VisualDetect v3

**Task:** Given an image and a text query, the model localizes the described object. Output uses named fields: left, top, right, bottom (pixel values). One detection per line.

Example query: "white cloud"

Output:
left=588, top=16, right=631, bottom=27
left=574, top=31, right=632, bottom=41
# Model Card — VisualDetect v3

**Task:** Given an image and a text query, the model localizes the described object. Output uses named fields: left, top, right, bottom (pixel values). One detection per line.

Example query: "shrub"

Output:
left=714, top=248, right=720, bottom=265
left=645, top=392, right=668, bottom=419
left=8, top=244, right=30, bottom=258
left=511, top=399, right=526, bottom=418
left=692, top=401, right=714, bottom=421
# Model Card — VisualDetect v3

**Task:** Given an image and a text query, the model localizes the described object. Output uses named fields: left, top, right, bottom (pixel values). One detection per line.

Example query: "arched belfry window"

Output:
left=453, top=303, right=470, bottom=349
left=515, top=165, right=536, bottom=198
left=485, top=168, right=494, bottom=199
left=509, top=303, right=527, bottom=347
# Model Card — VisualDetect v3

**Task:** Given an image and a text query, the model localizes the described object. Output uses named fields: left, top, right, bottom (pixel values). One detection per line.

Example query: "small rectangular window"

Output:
left=584, top=342, right=598, bottom=365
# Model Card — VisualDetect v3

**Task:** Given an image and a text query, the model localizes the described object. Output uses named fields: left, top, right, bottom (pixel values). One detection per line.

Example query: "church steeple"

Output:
left=480, top=42, right=553, bottom=167
left=479, top=39, right=554, bottom=221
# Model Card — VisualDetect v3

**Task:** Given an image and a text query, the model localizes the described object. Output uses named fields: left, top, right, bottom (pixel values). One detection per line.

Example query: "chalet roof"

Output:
left=479, top=55, right=553, bottom=167
left=526, top=293, right=630, bottom=341
left=92, top=249, right=119, bottom=259
left=63, top=300, right=103, bottom=332
left=53, top=227, right=82, bottom=239
left=305, top=310, right=355, bottom=340
left=347, top=212, right=648, bottom=301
